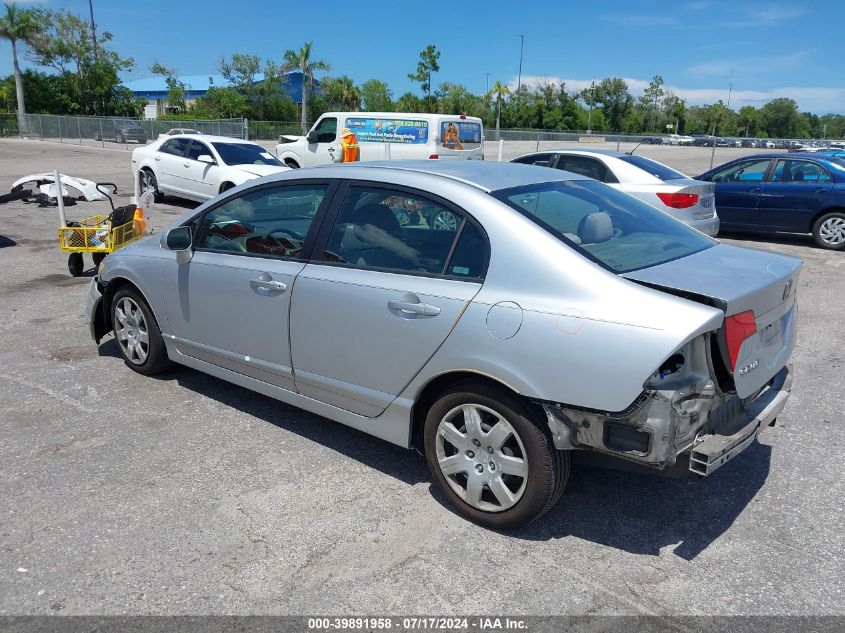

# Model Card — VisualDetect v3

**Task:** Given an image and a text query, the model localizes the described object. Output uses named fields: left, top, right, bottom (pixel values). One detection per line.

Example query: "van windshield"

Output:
left=441, top=120, right=482, bottom=151
left=491, top=180, right=714, bottom=273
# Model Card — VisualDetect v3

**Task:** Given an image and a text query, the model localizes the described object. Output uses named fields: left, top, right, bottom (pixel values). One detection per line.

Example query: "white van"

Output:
left=274, top=112, right=484, bottom=168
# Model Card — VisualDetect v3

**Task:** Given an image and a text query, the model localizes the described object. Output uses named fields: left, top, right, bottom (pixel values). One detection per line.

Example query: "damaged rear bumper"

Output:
left=542, top=364, right=792, bottom=477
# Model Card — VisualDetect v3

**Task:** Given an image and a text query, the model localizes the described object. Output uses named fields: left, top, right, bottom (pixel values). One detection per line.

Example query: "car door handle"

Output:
left=814, top=187, right=828, bottom=194
left=387, top=299, right=440, bottom=317
left=154, top=155, right=161, bottom=161
left=183, top=162, right=190, bottom=168
left=250, top=274, right=287, bottom=294
left=747, top=186, right=762, bottom=193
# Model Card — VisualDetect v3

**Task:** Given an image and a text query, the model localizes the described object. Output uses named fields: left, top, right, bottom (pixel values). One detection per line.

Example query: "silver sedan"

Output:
left=87, top=161, right=801, bottom=529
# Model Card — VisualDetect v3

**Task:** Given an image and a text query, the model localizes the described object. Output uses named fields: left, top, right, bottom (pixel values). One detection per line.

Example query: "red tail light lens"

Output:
left=656, top=192, right=700, bottom=208
left=428, top=154, right=439, bottom=159
left=724, top=311, right=757, bottom=371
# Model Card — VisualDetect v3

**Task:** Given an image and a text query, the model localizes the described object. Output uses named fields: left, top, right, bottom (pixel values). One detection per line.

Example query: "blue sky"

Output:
left=4, top=0, right=844, bottom=113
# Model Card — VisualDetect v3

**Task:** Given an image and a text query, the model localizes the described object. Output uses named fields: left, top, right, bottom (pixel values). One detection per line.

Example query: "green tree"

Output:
left=486, top=80, right=510, bottom=139
left=592, top=77, right=632, bottom=132
left=150, top=62, right=185, bottom=113
left=0, top=3, right=45, bottom=131
left=407, top=44, right=440, bottom=109
left=760, top=98, right=806, bottom=138
left=736, top=105, right=760, bottom=137
left=360, top=79, right=393, bottom=111
left=28, top=9, right=135, bottom=115
left=194, top=86, right=247, bottom=118
left=662, top=92, right=686, bottom=133
left=395, top=91, right=422, bottom=112
left=639, top=74, right=665, bottom=132
left=281, top=41, right=329, bottom=134
left=320, top=75, right=360, bottom=110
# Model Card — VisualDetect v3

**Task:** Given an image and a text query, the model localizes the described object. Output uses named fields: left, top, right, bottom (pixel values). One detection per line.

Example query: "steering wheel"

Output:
left=267, top=227, right=304, bottom=241
left=206, top=233, right=246, bottom=252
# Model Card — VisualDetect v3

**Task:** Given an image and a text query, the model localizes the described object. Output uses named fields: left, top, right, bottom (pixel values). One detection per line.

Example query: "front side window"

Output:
left=185, top=141, right=212, bottom=161
left=196, top=185, right=328, bottom=259
left=555, top=155, right=618, bottom=184
left=211, top=142, right=283, bottom=167
left=512, top=153, right=555, bottom=166
left=492, top=180, right=714, bottom=274
left=771, top=159, right=832, bottom=183
left=710, top=159, right=771, bottom=183
left=161, top=138, right=190, bottom=157
left=313, top=117, right=337, bottom=143
left=322, top=187, right=485, bottom=277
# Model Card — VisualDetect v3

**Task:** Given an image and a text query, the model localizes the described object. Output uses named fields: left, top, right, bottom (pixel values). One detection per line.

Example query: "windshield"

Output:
left=212, top=142, right=283, bottom=167
left=491, top=180, right=715, bottom=274
left=618, top=155, right=687, bottom=181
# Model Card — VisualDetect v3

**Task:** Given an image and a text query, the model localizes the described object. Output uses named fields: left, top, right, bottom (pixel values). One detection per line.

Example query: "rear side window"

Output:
left=616, top=155, right=686, bottom=181
left=322, top=186, right=486, bottom=278
left=161, top=138, right=190, bottom=156
left=492, top=180, right=714, bottom=274
left=440, top=121, right=482, bottom=150
left=771, top=159, right=832, bottom=183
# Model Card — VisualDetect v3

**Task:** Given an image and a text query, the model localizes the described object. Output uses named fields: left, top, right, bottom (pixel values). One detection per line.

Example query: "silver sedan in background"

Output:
left=512, top=149, right=720, bottom=236
left=87, top=161, right=800, bottom=528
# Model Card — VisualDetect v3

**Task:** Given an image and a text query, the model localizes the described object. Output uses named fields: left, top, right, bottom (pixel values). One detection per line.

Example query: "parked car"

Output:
left=158, top=128, right=200, bottom=140
left=132, top=134, right=289, bottom=203
left=275, top=112, right=484, bottom=168
left=690, top=134, right=715, bottom=147
left=87, top=161, right=800, bottom=528
left=95, top=118, right=147, bottom=144
left=697, top=153, right=845, bottom=249
left=512, top=149, right=719, bottom=235
left=639, top=136, right=664, bottom=145
left=666, top=134, right=695, bottom=146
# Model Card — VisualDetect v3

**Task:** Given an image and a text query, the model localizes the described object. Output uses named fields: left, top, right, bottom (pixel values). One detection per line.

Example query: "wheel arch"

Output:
left=809, top=205, right=845, bottom=232
left=101, top=276, right=161, bottom=334
left=408, top=370, right=541, bottom=451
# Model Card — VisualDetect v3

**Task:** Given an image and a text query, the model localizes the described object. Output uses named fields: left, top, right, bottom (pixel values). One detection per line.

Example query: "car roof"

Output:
left=164, top=134, right=254, bottom=144
left=529, top=148, right=630, bottom=158
left=274, top=160, right=589, bottom=193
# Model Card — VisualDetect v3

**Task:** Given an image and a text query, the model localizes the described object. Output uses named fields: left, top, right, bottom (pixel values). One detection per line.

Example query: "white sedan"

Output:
left=512, top=149, right=719, bottom=235
left=132, top=135, right=289, bottom=203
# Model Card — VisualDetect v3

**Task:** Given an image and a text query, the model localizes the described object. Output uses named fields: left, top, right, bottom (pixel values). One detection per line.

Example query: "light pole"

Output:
left=485, top=73, right=491, bottom=95
left=517, top=35, right=524, bottom=93
left=587, top=77, right=595, bottom=134
left=88, top=0, right=98, bottom=57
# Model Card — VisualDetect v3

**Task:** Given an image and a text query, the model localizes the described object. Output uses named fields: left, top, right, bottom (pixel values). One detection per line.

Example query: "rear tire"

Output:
left=111, top=288, right=172, bottom=376
left=423, top=381, right=568, bottom=529
left=67, top=252, right=84, bottom=276
left=812, top=211, right=845, bottom=250
left=219, top=182, right=235, bottom=194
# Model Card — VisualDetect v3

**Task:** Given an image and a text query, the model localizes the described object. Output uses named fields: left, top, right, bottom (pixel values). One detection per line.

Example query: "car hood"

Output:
left=231, top=164, right=290, bottom=177
left=623, top=243, right=801, bottom=317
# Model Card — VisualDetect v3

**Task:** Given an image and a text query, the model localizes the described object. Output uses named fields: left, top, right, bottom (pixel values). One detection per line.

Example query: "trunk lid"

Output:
left=624, top=243, right=802, bottom=397
left=663, top=179, right=716, bottom=220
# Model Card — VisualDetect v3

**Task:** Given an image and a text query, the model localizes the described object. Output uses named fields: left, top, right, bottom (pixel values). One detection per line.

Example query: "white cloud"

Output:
left=599, top=13, right=677, bottom=27
left=686, top=50, right=812, bottom=77
left=720, top=5, right=806, bottom=27
left=513, top=75, right=845, bottom=114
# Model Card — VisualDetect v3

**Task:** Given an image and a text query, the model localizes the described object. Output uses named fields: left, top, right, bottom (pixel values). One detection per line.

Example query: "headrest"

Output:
left=577, top=212, right=613, bottom=244
left=350, top=203, right=401, bottom=236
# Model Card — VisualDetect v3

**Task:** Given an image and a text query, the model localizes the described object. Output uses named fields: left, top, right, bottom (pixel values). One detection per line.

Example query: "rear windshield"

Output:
left=491, top=180, right=714, bottom=274
left=212, top=142, right=283, bottom=167
left=617, top=155, right=686, bottom=181
left=441, top=120, right=482, bottom=151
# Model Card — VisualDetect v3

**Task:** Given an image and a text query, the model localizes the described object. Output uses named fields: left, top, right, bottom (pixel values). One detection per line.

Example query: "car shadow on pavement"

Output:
left=719, top=230, right=816, bottom=250
left=0, top=234, right=16, bottom=247
left=158, top=362, right=429, bottom=487
left=504, top=442, right=772, bottom=560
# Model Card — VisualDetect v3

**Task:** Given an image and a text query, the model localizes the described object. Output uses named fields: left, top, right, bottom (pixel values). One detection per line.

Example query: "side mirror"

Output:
left=306, top=130, right=318, bottom=144
left=160, top=226, right=193, bottom=264
left=197, top=154, right=215, bottom=164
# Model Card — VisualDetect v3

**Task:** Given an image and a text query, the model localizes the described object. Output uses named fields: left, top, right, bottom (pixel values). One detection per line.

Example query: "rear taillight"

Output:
left=428, top=154, right=439, bottom=159
left=656, top=192, right=700, bottom=208
left=724, top=311, right=757, bottom=371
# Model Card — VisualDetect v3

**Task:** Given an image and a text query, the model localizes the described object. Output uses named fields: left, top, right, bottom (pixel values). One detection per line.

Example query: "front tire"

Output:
left=284, top=159, right=300, bottom=169
left=111, top=288, right=171, bottom=375
left=423, top=381, right=568, bottom=529
left=812, top=211, right=845, bottom=250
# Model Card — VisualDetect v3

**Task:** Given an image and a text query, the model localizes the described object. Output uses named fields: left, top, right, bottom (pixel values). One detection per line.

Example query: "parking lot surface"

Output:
left=0, top=138, right=843, bottom=615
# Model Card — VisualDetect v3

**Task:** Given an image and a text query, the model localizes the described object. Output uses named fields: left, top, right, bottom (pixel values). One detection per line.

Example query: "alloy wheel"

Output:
left=114, top=297, right=149, bottom=365
left=433, top=211, right=458, bottom=231
left=819, top=217, right=845, bottom=246
left=435, top=403, right=528, bottom=512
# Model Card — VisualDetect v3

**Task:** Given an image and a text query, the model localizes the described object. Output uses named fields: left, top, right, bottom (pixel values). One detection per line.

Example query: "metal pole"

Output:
left=497, top=139, right=504, bottom=162
left=587, top=78, right=594, bottom=135
left=616, top=135, right=621, bottom=151
left=38, top=115, right=43, bottom=140
left=77, top=117, right=82, bottom=144
left=99, top=119, right=104, bottom=148
left=485, top=73, right=490, bottom=94
left=517, top=35, right=524, bottom=92
left=55, top=170, right=67, bottom=227
left=536, top=133, right=540, bottom=151
left=88, top=0, right=98, bottom=57
left=709, top=135, right=716, bottom=170
left=58, top=116, right=63, bottom=143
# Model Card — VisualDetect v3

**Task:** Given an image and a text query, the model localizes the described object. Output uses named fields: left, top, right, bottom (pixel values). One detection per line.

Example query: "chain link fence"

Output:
left=2, top=112, right=841, bottom=176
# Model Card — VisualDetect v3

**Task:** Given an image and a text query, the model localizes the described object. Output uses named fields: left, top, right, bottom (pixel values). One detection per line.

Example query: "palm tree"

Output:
left=486, top=80, right=510, bottom=140
left=281, top=42, right=330, bottom=135
left=0, top=3, right=42, bottom=134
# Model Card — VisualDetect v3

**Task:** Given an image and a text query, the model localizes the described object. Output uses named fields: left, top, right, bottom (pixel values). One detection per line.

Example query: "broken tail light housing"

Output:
left=724, top=311, right=757, bottom=371
left=656, top=192, right=700, bottom=208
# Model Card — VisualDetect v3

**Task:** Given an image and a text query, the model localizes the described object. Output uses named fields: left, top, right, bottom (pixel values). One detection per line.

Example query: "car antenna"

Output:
left=627, top=139, right=644, bottom=155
